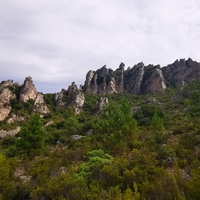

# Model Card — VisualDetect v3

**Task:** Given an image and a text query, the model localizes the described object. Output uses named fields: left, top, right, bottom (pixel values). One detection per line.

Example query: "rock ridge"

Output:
left=83, top=58, right=200, bottom=95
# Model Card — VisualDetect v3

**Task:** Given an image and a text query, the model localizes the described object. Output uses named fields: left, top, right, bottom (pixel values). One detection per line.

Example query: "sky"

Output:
left=1, top=0, right=200, bottom=93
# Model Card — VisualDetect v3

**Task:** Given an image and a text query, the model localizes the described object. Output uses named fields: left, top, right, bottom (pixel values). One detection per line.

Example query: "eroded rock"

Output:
left=20, top=76, right=37, bottom=102
left=0, top=126, right=20, bottom=139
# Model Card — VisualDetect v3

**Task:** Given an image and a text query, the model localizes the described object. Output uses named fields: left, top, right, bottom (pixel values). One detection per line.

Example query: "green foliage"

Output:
left=187, top=166, right=200, bottom=199
left=93, top=98, right=138, bottom=150
left=0, top=155, right=28, bottom=199
left=16, top=114, right=46, bottom=155
left=0, top=81, right=200, bottom=199
left=133, top=104, right=164, bottom=126
left=10, top=98, right=35, bottom=117
left=77, top=149, right=113, bottom=179
left=150, top=112, right=164, bottom=132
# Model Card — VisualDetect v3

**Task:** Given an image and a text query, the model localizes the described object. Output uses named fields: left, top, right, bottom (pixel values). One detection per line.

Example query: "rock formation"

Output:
left=34, top=93, right=50, bottom=117
left=20, top=76, right=37, bottom=102
left=7, top=113, right=25, bottom=124
left=68, top=82, right=85, bottom=115
left=0, top=57, right=200, bottom=120
left=0, top=76, right=49, bottom=121
left=124, top=62, right=144, bottom=94
left=97, top=97, right=109, bottom=112
left=83, top=58, right=200, bottom=95
left=0, top=126, right=20, bottom=139
left=19, top=76, right=49, bottom=116
left=0, top=82, right=16, bottom=121
left=83, top=63, right=124, bottom=95
left=54, top=82, right=85, bottom=115
left=141, top=65, right=166, bottom=93
left=162, top=58, right=200, bottom=87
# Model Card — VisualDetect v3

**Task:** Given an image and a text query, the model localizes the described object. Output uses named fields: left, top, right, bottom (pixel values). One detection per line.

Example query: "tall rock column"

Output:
left=141, top=65, right=166, bottom=93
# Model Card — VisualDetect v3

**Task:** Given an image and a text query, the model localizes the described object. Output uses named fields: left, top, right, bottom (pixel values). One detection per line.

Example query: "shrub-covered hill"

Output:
left=0, top=81, right=200, bottom=199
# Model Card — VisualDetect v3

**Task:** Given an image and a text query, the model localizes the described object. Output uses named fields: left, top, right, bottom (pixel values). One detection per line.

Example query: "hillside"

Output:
left=0, top=59, right=200, bottom=199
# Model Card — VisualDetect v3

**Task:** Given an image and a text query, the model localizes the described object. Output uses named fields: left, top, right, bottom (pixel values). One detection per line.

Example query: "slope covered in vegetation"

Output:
left=0, top=81, right=200, bottom=199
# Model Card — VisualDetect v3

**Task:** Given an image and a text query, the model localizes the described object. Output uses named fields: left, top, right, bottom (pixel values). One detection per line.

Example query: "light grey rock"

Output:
left=141, top=65, right=166, bottom=93
left=20, top=76, right=37, bottom=102
left=0, top=87, right=16, bottom=121
left=0, top=126, right=20, bottom=139
left=98, top=97, right=109, bottom=111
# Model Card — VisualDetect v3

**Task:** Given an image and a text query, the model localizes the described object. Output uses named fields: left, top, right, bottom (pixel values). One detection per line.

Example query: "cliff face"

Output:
left=83, top=63, right=124, bottom=95
left=162, top=58, right=200, bottom=87
left=83, top=58, right=200, bottom=95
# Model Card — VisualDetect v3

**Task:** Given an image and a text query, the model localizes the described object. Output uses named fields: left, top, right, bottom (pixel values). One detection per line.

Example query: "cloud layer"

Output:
left=1, top=0, right=200, bottom=92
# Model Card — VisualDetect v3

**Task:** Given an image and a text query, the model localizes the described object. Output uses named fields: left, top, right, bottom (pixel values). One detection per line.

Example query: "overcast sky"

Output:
left=1, top=0, right=200, bottom=93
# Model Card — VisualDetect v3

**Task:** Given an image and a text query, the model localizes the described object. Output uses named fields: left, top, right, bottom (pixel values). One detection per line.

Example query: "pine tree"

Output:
left=17, top=114, right=45, bottom=155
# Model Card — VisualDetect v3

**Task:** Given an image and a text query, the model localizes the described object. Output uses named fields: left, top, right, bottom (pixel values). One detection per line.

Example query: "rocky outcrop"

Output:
left=83, top=63, right=124, bottom=95
left=68, top=83, right=85, bottom=115
left=0, top=126, right=20, bottom=139
left=19, top=77, right=49, bottom=116
left=83, top=58, right=200, bottom=95
left=54, top=89, right=66, bottom=108
left=141, top=65, right=166, bottom=93
left=20, top=76, right=37, bottom=102
left=97, top=97, right=109, bottom=112
left=7, top=113, right=25, bottom=124
left=0, top=84, right=16, bottom=121
left=162, top=58, right=200, bottom=87
left=124, top=62, right=144, bottom=94
left=34, top=93, right=50, bottom=116
left=0, top=77, right=49, bottom=121
left=54, top=82, right=85, bottom=115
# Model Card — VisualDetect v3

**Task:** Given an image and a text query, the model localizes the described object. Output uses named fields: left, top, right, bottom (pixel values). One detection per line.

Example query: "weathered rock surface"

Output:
left=0, top=126, right=20, bottom=139
left=97, top=97, right=109, bottom=112
left=0, top=76, right=49, bottom=121
left=20, top=76, right=37, bottom=102
left=0, top=83, right=16, bottom=120
left=83, top=63, right=124, bottom=95
left=83, top=58, right=200, bottom=95
left=68, top=82, right=85, bottom=115
left=141, top=65, right=166, bottom=93
left=34, top=93, right=49, bottom=116
left=162, top=58, right=200, bottom=87
left=124, top=62, right=144, bottom=94
left=7, top=113, right=25, bottom=124
left=54, top=82, right=85, bottom=114
left=19, top=77, right=49, bottom=116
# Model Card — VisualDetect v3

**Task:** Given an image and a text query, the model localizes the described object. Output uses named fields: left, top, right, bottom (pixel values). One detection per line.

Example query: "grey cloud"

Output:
left=1, top=0, right=200, bottom=92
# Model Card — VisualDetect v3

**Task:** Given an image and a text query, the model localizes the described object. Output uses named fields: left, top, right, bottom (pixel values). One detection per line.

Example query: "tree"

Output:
left=77, top=150, right=113, bottom=180
left=93, top=98, right=137, bottom=145
left=150, top=112, right=165, bottom=144
left=17, top=114, right=45, bottom=155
